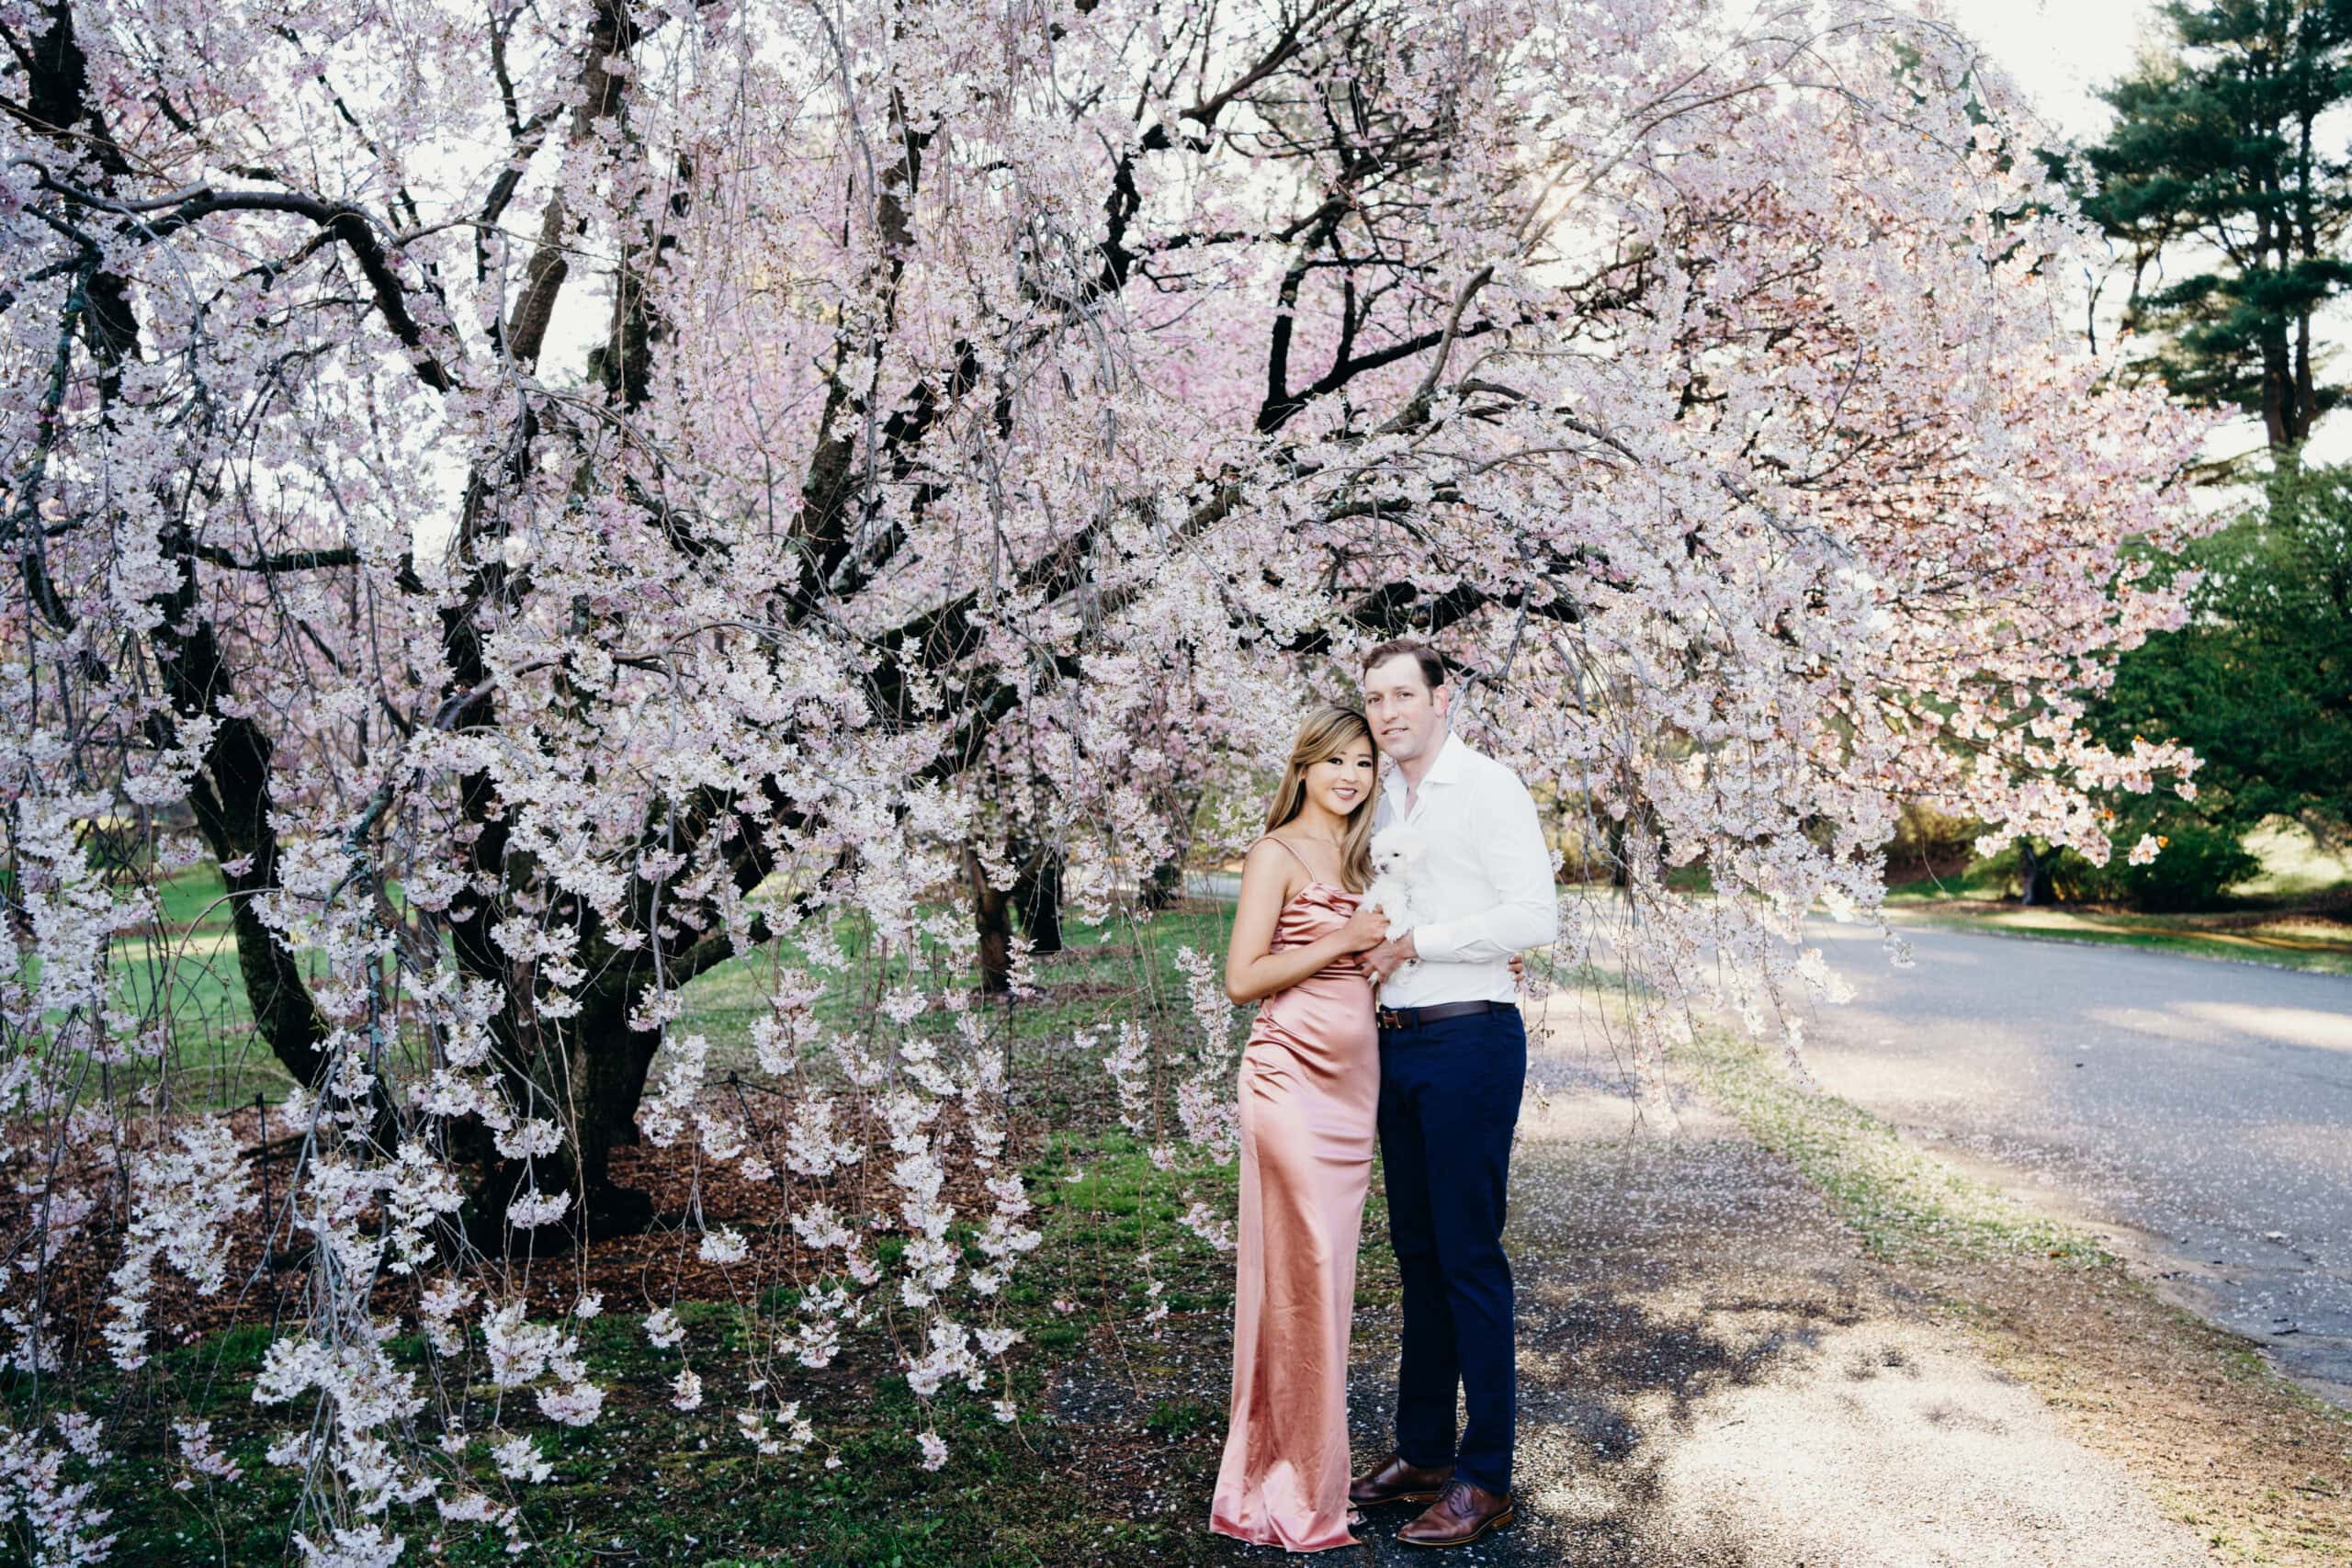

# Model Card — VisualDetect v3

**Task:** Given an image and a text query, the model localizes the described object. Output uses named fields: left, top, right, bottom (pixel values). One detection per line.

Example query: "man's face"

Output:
left=1362, top=654, right=1448, bottom=766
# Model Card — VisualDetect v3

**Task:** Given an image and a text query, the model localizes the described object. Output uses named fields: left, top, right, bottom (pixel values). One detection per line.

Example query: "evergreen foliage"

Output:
left=2067, top=0, right=2352, bottom=452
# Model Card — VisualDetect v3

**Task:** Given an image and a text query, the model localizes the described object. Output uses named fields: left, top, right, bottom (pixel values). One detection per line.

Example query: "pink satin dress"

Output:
left=1210, top=873, right=1379, bottom=1552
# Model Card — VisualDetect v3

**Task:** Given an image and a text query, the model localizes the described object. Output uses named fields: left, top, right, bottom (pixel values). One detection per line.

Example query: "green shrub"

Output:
left=1975, top=811, right=2259, bottom=911
left=2100, top=816, right=2263, bottom=911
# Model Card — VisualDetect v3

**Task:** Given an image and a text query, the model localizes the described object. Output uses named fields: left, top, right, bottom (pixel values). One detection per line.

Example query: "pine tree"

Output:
left=2073, top=0, right=2352, bottom=452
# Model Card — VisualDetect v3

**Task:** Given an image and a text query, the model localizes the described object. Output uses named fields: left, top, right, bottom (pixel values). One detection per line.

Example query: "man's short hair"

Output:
left=1359, top=638, right=1446, bottom=691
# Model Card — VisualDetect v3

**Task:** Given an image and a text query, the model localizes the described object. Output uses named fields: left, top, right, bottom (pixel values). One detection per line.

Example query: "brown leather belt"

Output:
left=1375, top=998, right=1514, bottom=1032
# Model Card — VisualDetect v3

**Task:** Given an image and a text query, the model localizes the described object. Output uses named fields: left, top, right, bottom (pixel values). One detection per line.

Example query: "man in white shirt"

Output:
left=1345, top=640, right=1557, bottom=1549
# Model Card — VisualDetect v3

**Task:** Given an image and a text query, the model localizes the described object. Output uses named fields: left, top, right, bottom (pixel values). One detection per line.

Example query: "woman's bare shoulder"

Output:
left=1239, top=836, right=1308, bottom=893
left=1239, top=835, right=1293, bottom=874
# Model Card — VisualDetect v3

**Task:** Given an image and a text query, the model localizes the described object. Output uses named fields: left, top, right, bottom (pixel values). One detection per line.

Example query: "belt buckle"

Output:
left=1376, top=1007, right=1405, bottom=1031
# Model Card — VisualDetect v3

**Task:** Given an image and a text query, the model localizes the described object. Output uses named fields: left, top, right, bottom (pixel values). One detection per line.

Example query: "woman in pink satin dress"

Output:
left=1210, top=704, right=1391, bottom=1552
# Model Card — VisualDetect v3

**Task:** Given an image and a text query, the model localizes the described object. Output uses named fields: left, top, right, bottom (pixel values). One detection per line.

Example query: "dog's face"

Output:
left=1369, top=826, right=1427, bottom=879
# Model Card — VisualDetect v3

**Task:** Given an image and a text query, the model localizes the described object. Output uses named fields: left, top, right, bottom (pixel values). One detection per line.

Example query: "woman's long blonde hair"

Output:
left=1261, top=705, right=1380, bottom=892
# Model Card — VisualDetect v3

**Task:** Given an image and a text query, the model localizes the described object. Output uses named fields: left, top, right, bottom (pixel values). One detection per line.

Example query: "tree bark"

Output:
left=968, top=846, right=1013, bottom=995
left=2017, top=838, right=2048, bottom=907
left=1012, top=842, right=1065, bottom=954
left=1140, top=859, right=1185, bottom=911
left=1141, top=786, right=1199, bottom=911
left=18, top=0, right=342, bottom=1089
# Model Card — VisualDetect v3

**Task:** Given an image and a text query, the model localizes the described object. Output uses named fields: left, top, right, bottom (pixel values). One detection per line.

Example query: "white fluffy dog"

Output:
left=1363, top=825, right=1431, bottom=975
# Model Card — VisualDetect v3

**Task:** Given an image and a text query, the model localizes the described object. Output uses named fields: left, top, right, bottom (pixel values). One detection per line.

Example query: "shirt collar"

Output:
left=1423, top=729, right=1466, bottom=784
left=1381, top=728, right=1464, bottom=791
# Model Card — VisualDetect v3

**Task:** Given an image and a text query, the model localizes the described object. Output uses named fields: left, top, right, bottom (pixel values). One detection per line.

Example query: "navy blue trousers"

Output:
left=1376, top=1006, right=1525, bottom=1495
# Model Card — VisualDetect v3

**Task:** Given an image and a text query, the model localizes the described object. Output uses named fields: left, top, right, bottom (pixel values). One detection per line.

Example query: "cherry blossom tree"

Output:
left=0, top=0, right=2215, bottom=1556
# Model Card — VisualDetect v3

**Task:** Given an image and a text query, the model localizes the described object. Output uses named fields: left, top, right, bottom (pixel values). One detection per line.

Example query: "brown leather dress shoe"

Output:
left=1396, top=1477, right=1515, bottom=1547
left=1348, top=1450, right=1453, bottom=1507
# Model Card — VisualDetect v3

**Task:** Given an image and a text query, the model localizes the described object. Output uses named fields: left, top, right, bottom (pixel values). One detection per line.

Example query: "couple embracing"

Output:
left=1211, top=640, right=1558, bottom=1551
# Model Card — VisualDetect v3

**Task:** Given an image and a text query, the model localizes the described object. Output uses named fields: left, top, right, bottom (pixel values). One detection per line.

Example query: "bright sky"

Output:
left=1943, top=0, right=2162, bottom=141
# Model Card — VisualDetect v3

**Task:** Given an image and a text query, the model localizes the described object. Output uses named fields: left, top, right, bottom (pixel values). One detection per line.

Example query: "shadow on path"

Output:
left=1053, top=1058, right=2207, bottom=1565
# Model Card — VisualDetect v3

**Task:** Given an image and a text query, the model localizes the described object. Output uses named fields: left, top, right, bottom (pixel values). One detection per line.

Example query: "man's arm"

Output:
left=1408, top=764, right=1558, bottom=963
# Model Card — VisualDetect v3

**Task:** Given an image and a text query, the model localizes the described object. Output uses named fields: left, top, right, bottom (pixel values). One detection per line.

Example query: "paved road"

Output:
left=1789, top=918, right=2352, bottom=1404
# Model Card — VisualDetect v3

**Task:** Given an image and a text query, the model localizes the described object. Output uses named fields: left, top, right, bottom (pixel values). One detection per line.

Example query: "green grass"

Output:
left=17, top=862, right=329, bottom=1107
left=33, top=854, right=1241, bottom=1112
left=152, top=861, right=237, bottom=932
left=1883, top=860, right=2009, bottom=902
left=1881, top=815, right=2352, bottom=974
left=2233, top=819, right=2352, bottom=898
left=678, top=899, right=1236, bottom=1078
left=1677, top=1027, right=2111, bottom=1267
left=1880, top=903, right=2352, bottom=976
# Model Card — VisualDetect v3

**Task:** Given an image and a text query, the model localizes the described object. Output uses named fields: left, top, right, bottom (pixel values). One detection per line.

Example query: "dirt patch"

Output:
left=1651, top=1021, right=2352, bottom=1565
left=1919, top=1252, right=2352, bottom=1564
left=1489, top=1127, right=2213, bottom=1568
left=0, top=1090, right=1029, bottom=1369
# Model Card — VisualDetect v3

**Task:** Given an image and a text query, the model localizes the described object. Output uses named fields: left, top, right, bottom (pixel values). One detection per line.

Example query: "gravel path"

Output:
left=1170, top=1010, right=2213, bottom=1565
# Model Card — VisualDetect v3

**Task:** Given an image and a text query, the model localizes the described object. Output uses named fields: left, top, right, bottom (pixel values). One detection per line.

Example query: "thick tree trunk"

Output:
left=1139, top=859, right=1185, bottom=911
left=1012, top=842, right=1065, bottom=953
left=1139, top=791, right=1199, bottom=910
left=455, top=979, right=662, bottom=1254
left=2017, top=838, right=2048, bottom=907
left=2294, top=309, right=2317, bottom=445
left=182, top=705, right=333, bottom=1086
left=2296, top=101, right=2322, bottom=445
left=968, top=846, right=1013, bottom=994
left=559, top=1028, right=663, bottom=1243
left=562, top=989, right=665, bottom=1242
left=2262, top=322, right=2294, bottom=452
left=1607, top=816, right=1633, bottom=890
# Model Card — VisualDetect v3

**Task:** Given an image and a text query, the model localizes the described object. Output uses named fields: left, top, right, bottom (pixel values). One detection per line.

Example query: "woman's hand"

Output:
left=1338, top=904, right=1391, bottom=953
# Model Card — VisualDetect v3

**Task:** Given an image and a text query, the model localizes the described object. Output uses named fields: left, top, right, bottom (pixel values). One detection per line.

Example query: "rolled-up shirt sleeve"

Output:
left=1409, top=765, right=1559, bottom=963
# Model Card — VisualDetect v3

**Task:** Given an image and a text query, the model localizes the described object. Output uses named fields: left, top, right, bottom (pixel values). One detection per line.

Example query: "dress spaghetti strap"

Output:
left=1254, top=833, right=1316, bottom=877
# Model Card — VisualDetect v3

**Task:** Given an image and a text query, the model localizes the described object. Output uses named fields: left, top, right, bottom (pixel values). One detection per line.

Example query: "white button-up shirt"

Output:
left=1374, top=730, right=1559, bottom=1008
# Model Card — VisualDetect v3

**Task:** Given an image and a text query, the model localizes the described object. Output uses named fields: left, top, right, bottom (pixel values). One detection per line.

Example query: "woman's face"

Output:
left=1302, top=735, right=1377, bottom=820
